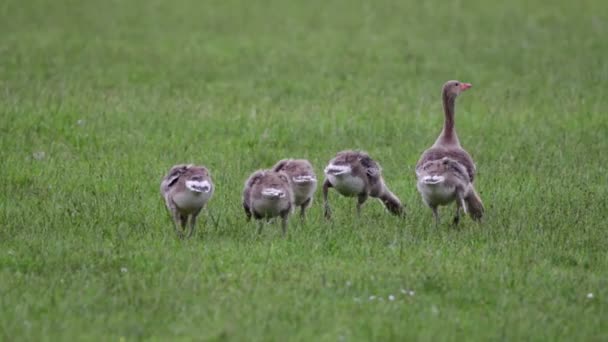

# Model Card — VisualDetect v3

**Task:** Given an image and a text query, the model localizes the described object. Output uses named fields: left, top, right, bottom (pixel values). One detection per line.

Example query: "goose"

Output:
left=416, top=157, right=473, bottom=225
left=160, top=164, right=214, bottom=238
left=242, top=169, right=294, bottom=236
left=322, top=150, right=404, bottom=218
left=416, top=80, right=484, bottom=225
left=272, top=159, right=317, bottom=219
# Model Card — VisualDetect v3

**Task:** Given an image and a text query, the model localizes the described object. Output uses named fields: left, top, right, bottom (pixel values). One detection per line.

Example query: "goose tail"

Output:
left=379, top=189, right=405, bottom=217
left=464, top=186, right=484, bottom=221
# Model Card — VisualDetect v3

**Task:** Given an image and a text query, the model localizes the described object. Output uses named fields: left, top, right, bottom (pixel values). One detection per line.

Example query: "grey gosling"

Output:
left=272, top=159, right=317, bottom=219
left=416, top=157, right=476, bottom=226
left=160, top=164, right=214, bottom=238
left=322, top=150, right=404, bottom=219
left=242, top=170, right=294, bottom=236
left=416, top=80, right=484, bottom=226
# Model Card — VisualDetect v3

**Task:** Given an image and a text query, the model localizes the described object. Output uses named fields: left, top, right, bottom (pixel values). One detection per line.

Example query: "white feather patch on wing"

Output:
left=324, top=164, right=351, bottom=176
left=261, top=188, right=285, bottom=198
left=186, top=180, right=211, bottom=193
left=293, top=175, right=317, bottom=184
left=422, top=175, right=445, bottom=185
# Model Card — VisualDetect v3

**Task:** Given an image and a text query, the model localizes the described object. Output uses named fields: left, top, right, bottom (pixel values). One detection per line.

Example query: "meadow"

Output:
left=1, top=0, right=607, bottom=340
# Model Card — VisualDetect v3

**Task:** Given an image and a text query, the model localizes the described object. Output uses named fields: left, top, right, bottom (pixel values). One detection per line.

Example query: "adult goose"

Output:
left=416, top=80, right=484, bottom=225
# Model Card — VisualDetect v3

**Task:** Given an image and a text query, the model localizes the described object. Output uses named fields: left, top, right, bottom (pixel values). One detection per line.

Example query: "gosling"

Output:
left=322, top=150, right=404, bottom=218
left=160, top=164, right=214, bottom=238
left=416, top=157, right=482, bottom=226
left=272, top=159, right=317, bottom=219
left=242, top=170, right=294, bottom=236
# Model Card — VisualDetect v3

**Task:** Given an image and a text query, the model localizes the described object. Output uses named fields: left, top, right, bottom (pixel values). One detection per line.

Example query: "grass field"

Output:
left=1, top=0, right=607, bottom=340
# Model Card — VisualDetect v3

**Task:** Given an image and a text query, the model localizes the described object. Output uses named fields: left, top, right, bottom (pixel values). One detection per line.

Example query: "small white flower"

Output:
left=400, top=288, right=407, bottom=294
left=33, top=151, right=46, bottom=160
left=7, top=250, right=14, bottom=255
left=77, top=119, right=86, bottom=126
left=120, top=267, right=128, bottom=273
left=409, top=290, right=415, bottom=296
left=388, top=295, right=395, bottom=301
left=431, top=305, right=439, bottom=315
left=369, top=295, right=376, bottom=301
left=353, top=297, right=361, bottom=303
left=260, top=128, right=270, bottom=140
left=346, top=281, right=352, bottom=287
left=587, top=293, right=594, bottom=299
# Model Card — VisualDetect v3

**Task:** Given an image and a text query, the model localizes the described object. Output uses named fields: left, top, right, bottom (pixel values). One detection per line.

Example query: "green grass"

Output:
left=1, top=0, right=607, bottom=340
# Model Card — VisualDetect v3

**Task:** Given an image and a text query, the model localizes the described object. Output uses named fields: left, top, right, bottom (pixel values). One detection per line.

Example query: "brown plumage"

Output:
left=242, top=170, right=294, bottom=236
left=416, top=157, right=471, bottom=225
left=323, top=150, right=404, bottom=218
left=160, top=164, right=214, bottom=238
left=272, top=159, right=317, bottom=219
left=416, top=80, right=484, bottom=225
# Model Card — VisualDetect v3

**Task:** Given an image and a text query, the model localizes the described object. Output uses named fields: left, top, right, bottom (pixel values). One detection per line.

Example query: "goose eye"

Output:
left=454, top=82, right=460, bottom=87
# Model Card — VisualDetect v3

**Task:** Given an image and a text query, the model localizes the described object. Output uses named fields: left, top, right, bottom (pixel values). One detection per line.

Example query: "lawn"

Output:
left=1, top=0, right=607, bottom=340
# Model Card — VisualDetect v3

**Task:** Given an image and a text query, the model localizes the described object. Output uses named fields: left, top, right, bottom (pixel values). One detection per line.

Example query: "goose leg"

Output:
left=453, top=192, right=466, bottom=227
left=280, top=211, right=290, bottom=237
left=323, top=179, right=332, bottom=219
left=356, top=193, right=368, bottom=216
left=460, top=196, right=468, bottom=215
left=243, top=202, right=252, bottom=222
left=187, top=208, right=203, bottom=238
left=357, top=194, right=369, bottom=216
left=432, top=206, right=440, bottom=227
left=453, top=204, right=461, bottom=226
left=171, top=210, right=186, bottom=238
left=300, top=197, right=312, bottom=220
left=257, top=220, right=264, bottom=235
left=173, top=225, right=183, bottom=238
left=168, top=199, right=184, bottom=238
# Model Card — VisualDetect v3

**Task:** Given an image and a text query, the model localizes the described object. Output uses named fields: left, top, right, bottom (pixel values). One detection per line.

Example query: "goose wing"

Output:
left=416, top=147, right=476, bottom=182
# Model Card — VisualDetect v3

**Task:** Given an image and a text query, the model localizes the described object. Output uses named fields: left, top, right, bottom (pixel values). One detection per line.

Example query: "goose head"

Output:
left=443, top=80, right=472, bottom=98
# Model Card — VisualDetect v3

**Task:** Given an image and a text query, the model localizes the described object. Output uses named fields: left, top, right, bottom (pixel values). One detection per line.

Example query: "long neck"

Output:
left=435, top=92, right=460, bottom=146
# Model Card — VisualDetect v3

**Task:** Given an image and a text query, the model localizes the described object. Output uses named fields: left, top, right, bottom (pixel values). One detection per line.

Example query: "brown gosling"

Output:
left=160, top=164, right=214, bottom=238
left=272, top=159, right=317, bottom=219
left=242, top=170, right=294, bottom=236
left=416, top=80, right=484, bottom=226
left=322, top=150, right=404, bottom=219
left=416, top=157, right=474, bottom=226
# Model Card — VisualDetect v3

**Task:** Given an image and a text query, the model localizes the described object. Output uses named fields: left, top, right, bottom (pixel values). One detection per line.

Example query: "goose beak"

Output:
left=460, top=83, right=472, bottom=91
